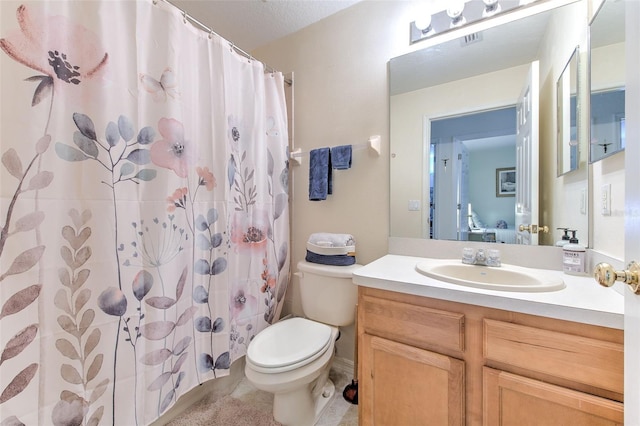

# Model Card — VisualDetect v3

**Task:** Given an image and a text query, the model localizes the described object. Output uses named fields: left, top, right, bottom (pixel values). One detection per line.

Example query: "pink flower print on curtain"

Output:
left=0, top=4, right=108, bottom=106
left=196, top=166, right=216, bottom=191
left=230, top=209, right=271, bottom=253
left=230, top=280, right=258, bottom=322
left=151, top=117, right=196, bottom=178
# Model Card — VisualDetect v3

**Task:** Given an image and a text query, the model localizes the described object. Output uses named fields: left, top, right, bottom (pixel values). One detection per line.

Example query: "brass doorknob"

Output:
left=594, top=261, right=640, bottom=293
left=518, top=224, right=549, bottom=234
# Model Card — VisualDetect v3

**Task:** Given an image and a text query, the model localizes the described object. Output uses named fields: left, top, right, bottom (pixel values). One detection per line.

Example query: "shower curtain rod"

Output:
left=157, top=0, right=292, bottom=86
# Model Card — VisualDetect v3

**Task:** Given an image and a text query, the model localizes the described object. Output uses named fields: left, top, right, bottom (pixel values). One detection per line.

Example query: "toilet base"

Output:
left=273, top=379, right=335, bottom=426
left=314, top=378, right=335, bottom=421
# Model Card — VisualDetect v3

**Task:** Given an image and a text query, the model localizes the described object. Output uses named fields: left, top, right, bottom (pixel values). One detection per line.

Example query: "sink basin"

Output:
left=415, top=259, right=565, bottom=292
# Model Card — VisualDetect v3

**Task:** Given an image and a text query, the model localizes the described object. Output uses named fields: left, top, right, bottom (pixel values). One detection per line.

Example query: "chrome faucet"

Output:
left=462, top=248, right=501, bottom=267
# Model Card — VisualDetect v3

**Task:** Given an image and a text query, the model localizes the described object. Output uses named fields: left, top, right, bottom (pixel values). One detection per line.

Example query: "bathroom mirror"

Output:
left=557, top=47, right=579, bottom=176
left=389, top=1, right=587, bottom=246
left=589, top=0, right=625, bottom=163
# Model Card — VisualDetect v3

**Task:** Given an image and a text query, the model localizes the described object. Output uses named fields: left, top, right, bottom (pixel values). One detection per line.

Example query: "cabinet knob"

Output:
left=594, top=261, right=640, bottom=293
left=518, top=224, right=549, bottom=234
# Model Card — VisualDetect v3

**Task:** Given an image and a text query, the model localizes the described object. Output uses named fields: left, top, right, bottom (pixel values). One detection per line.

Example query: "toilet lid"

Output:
left=247, top=317, right=332, bottom=369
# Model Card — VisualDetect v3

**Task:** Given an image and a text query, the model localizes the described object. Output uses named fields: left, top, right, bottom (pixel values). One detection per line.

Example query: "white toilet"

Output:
left=244, top=260, right=361, bottom=426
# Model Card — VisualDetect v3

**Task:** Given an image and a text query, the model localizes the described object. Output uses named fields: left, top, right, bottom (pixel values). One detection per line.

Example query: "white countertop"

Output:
left=353, top=254, right=624, bottom=330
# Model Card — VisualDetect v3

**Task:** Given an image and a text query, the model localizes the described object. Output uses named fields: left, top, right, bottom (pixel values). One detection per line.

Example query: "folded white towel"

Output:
left=307, top=233, right=356, bottom=256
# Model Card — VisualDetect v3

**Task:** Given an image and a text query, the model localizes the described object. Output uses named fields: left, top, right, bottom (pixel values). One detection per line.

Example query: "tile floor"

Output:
left=230, top=367, right=359, bottom=426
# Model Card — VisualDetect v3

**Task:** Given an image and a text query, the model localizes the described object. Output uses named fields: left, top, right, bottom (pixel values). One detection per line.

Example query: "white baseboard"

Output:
left=332, top=356, right=355, bottom=377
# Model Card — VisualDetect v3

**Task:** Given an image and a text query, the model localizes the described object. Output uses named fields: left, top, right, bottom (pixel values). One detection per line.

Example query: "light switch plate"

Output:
left=408, top=200, right=421, bottom=211
left=601, top=184, right=611, bottom=216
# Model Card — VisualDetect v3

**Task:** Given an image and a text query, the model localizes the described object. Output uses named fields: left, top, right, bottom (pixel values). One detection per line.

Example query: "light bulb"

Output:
left=447, top=1, right=466, bottom=27
left=483, top=0, right=502, bottom=17
left=447, top=1, right=465, bottom=19
left=414, top=15, right=432, bottom=33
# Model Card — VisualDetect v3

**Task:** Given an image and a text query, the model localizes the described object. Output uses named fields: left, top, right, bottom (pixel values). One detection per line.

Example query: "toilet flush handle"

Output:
left=294, top=271, right=303, bottom=279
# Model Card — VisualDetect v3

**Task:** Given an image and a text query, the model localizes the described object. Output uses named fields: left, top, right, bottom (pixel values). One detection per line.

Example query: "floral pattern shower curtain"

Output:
left=0, top=1, right=290, bottom=425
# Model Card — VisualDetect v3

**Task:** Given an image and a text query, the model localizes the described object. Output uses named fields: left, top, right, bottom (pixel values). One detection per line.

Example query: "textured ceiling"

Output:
left=169, top=0, right=361, bottom=52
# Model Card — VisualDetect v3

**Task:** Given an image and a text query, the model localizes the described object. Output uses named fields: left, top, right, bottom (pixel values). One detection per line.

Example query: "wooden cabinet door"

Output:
left=483, top=367, right=623, bottom=426
left=360, top=334, right=465, bottom=426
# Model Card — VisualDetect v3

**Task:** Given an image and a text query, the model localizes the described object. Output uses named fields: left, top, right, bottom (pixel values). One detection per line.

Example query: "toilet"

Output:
left=244, top=260, right=361, bottom=426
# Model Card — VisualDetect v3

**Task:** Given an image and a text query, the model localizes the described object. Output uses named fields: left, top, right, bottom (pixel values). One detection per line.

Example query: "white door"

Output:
left=457, top=139, right=469, bottom=242
left=515, top=61, right=540, bottom=245
left=433, top=139, right=458, bottom=240
left=624, top=1, right=640, bottom=423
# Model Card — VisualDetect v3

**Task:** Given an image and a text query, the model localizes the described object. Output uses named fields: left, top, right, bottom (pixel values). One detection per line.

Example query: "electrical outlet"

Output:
left=408, top=200, right=421, bottom=211
left=601, top=184, right=611, bottom=216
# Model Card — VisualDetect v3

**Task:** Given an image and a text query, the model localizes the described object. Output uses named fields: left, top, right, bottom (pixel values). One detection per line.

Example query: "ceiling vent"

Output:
left=461, top=32, right=483, bottom=47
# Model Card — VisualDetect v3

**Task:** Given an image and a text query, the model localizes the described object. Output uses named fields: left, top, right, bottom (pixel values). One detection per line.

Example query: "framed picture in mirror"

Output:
left=496, top=167, right=515, bottom=197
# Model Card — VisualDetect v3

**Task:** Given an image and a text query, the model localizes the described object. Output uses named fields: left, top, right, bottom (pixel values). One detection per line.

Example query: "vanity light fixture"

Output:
left=409, top=0, right=541, bottom=45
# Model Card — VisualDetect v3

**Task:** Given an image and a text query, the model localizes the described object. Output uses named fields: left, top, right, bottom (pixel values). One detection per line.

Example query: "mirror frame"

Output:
left=557, top=46, right=580, bottom=176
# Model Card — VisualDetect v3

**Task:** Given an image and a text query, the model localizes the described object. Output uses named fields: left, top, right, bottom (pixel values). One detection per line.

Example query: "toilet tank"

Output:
left=296, top=261, right=361, bottom=327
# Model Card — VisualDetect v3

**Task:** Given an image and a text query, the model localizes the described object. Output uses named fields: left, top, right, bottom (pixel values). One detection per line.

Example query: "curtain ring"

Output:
left=152, top=0, right=158, bottom=4
left=182, top=11, right=187, bottom=24
left=208, top=30, right=213, bottom=40
left=230, top=42, right=234, bottom=52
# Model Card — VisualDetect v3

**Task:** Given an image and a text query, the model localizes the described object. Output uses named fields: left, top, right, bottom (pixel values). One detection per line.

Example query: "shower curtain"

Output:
left=0, top=1, right=290, bottom=425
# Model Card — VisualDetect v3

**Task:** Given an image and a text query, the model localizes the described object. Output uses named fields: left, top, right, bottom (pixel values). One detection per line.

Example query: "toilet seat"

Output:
left=247, top=317, right=332, bottom=373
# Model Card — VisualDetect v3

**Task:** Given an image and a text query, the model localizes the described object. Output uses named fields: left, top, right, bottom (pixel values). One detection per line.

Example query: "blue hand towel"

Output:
left=331, top=145, right=352, bottom=170
left=305, top=250, right=356, bottom=266
left=309, top=148, right=332, bottom=201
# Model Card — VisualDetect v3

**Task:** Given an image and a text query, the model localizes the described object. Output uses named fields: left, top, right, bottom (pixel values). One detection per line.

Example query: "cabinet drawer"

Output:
left=361, top=295, right=465, bottom=352
left=483, top=319, right=623, bottom=394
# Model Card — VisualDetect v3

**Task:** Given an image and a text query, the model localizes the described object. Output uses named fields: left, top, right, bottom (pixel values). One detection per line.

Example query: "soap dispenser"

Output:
left=555, top=228, right=571, bottom=247
left=562, top=230, right=586, bottom=275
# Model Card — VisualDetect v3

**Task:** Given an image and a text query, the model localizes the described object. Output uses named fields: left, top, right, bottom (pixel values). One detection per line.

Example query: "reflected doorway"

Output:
left=429, top=106, right=517, bottom=243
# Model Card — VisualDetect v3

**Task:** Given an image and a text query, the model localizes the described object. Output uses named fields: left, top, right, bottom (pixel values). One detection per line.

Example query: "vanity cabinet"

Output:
left=357, top=287, right=623, bottom=425
left=358, top=293, right=466, bottom=425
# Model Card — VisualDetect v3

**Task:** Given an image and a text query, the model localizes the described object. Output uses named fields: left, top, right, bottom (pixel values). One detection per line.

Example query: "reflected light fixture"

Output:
left=409, top=0, right=541, bottom=45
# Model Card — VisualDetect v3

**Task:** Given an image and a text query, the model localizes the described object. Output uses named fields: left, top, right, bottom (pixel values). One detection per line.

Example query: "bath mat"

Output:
left=166, top=395, right=281, bottom=426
